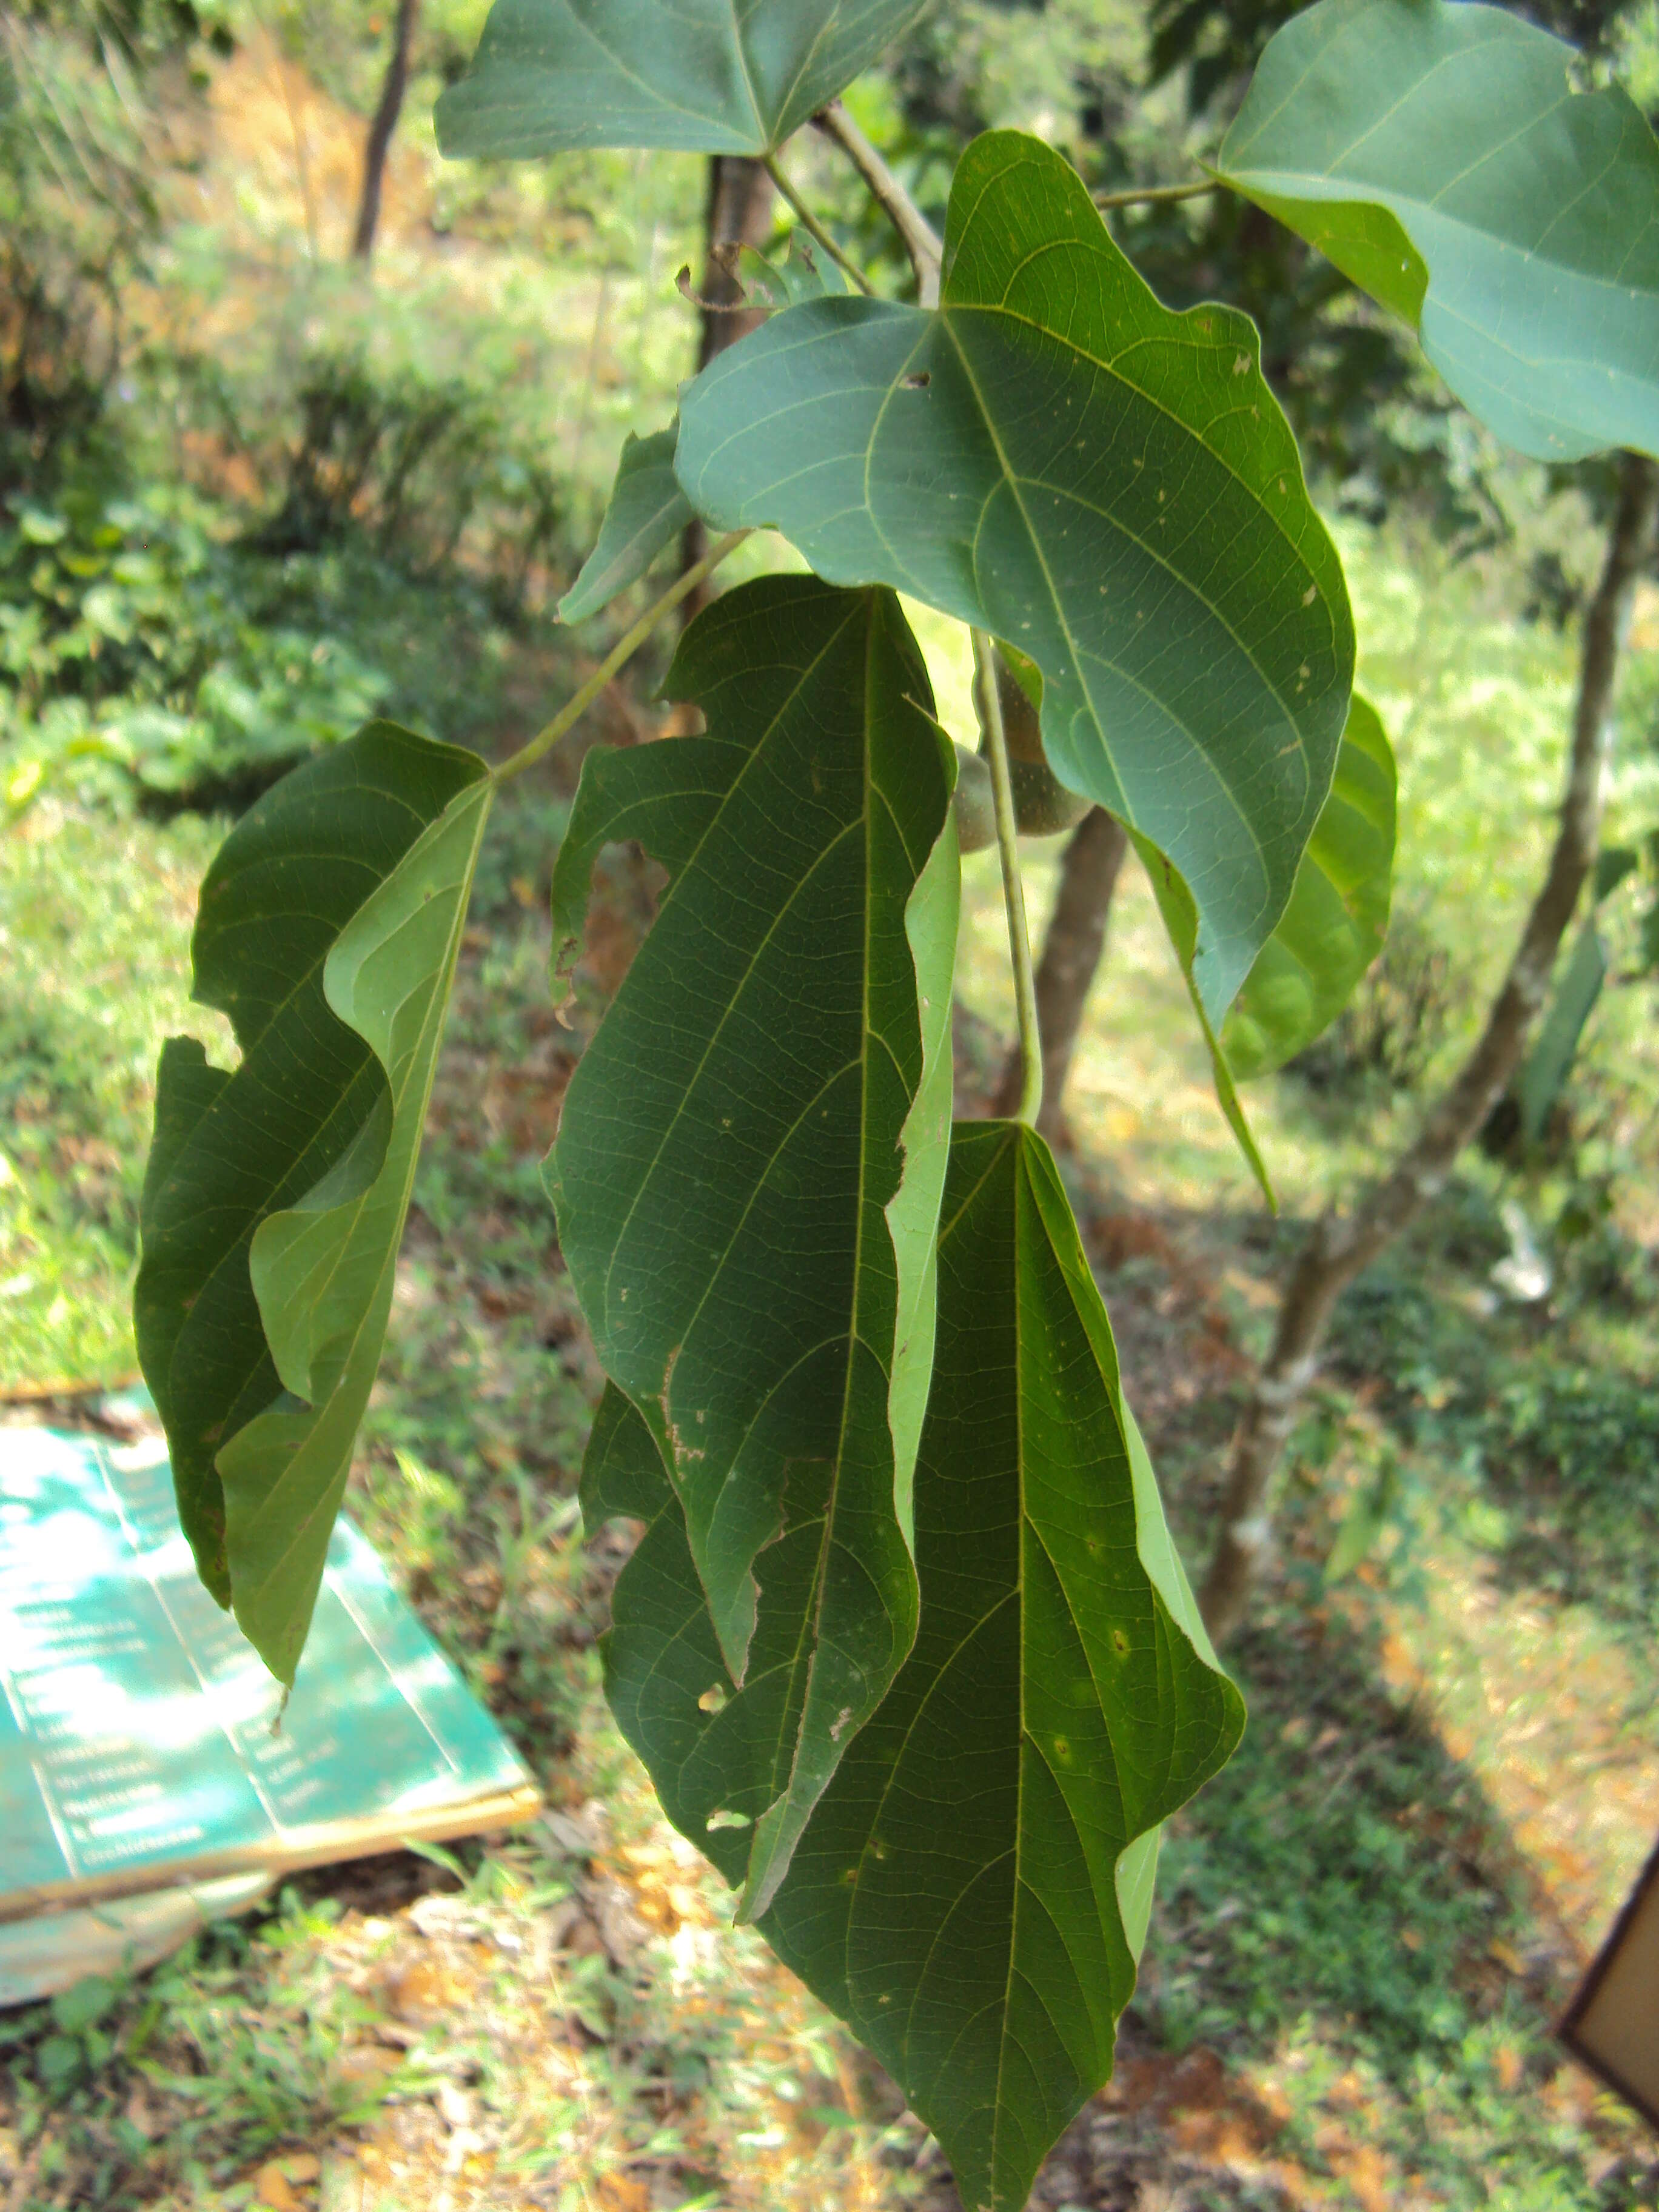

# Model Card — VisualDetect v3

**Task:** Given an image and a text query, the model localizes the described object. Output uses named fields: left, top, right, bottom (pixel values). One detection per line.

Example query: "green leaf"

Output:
left=587, top=1120, right=1243, bottom=2212
left=1222, top=694, right=1396, bottom=1081
left=435, top=0, right=934, bottom=159
left=136, top=725, right=491, bottom=1677
left=677, top=129, right=1354, bottom=1021
left=1595, top=845, right=1639, bottom=903
left=1517, top=919, right=1607, bottom=1145
left=1216, top=0, right=1659, bottom=463
left=548, top=576, right=959, bottom=1915
left=737, top=231, right=856, bottom=310
left=559, top=424, right=691, bottom=626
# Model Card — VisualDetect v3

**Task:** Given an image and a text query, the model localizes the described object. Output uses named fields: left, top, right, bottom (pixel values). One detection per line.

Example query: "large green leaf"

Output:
left=676, top=129, right=1354, bottom=1021
left=547, top=576, right=959, bottom=1915
left=136, top=725, right=491, bottom=1679
left=586, top=1119, right=1244, bottom=2212
left=1216, top=0, right=1659, bottom=463
left=435, top=0, right=934, bottom=159
left=559, top=423, right=691, bottom=626
left=1222, top=693, right=1395, bottom=1080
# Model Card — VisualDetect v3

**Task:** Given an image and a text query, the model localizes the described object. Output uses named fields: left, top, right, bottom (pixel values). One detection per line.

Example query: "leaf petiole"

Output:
left=1094, top=178, right=1221, bottom=211
left=973, top=629, right=1042, bottom=1127
left=814, top=99, right=942, bottom=304
left=491, top=529, right=750, bottom=785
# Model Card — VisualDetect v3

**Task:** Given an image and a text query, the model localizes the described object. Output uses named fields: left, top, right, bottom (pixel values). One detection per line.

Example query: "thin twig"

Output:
left=813, top=99, right=942, bottom=305
left=1094, top=178, right=1220, bottom=212
left=492, top=532, right=751, bottom=786
left=973, top=632, right=1042, bottom=1128
left=762, top=153, right=874, bottom=294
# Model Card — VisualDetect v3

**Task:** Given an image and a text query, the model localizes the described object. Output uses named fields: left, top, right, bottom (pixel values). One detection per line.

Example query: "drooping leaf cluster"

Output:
left=136, top=4, right=1659, bottom=2205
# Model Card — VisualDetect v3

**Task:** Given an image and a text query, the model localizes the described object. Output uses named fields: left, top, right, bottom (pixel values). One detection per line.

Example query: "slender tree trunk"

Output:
left=992, top=805, right=1129, bottom=1140
left=352, top=0, right=418, bottom=264
left=1198, top=451, right=1659, bottom=1644
left=679, top=156, right=774, bottom=618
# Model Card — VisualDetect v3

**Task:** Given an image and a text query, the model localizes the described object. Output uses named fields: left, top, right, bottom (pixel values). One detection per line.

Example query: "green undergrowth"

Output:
left=1147, top=1603, right=1652, bottom=2211
left=0, top=470, right=568, bottom=811
left=0, top=807, right=224, bottom=1389
left=1313, top=1202, right=1659, bottom=1646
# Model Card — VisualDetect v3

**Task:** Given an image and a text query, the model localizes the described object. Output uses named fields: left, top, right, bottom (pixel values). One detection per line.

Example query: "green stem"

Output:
left=762, top=154, right=874, bottom=295
left=814, top=99, right=942, bottom=306
left=1093, top=178, right=1219, bottom=212
left=492, top=531, right=750, bottom=786
left=973, top=630, right=1042, bottom=1128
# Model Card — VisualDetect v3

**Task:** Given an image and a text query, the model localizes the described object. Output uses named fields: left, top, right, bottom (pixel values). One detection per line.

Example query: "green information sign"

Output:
left=0, top=1425, right=538, bottom=1942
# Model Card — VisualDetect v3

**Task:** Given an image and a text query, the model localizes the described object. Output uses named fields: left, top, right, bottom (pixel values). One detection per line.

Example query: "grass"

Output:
left=0, top=806, right=226, bottom=1392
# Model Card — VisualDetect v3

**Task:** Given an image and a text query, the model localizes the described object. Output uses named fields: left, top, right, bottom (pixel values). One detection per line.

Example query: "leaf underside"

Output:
left=559, top=423, right=691, bottom=626
left=1218, top=0, right=1659, bottom=462
left=435, top=0, right=934, bottom=158
left=1223, top=693, right=1396, bottom=1081
left=548, top=575, right=958, bottom=1917
left=677, top=128, right=1355, bottom=1022
left=588, top=1119, right=1244, bottom=2212
left=136, top=723, right=490, bottom=1678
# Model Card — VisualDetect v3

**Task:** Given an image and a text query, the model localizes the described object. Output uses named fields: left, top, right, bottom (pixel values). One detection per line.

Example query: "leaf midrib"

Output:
left=833, top=1127, right=1016, bottom=2037
left=767, top=598, right=894, bottom=1844
left=937, top=312, right=1282, bottom=918
left=595, top=598, right=865, bottom=1354
left=988, top=1142, right=1031, bottom=2190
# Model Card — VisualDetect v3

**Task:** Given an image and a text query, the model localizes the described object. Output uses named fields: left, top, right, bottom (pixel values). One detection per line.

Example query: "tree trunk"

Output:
left=679, top=156, right=774, bottom=617
left=352, top=0, right=418, bottom=264
left=992, top=805, right=1129, bottom=1141
left=1198, top=450, right=1659, bottom=1645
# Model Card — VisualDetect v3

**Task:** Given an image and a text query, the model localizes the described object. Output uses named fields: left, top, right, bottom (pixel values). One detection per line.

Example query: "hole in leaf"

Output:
left=697, top=1683, right=728, bottom=1714
left=901, top=370, right=931, bottom=390
left=706, top=1808, right=751, bottom=1831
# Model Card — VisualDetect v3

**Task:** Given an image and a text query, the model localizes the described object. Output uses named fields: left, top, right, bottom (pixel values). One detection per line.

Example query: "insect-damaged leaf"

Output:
left=559, top=423, right=691, bottom=627
left=136, top=725, right=491, bottom=1680
left=1222, top=694, right=1395, bottom=1080
left=677, top=129, right=1354, bottom=1022
left=1216, top=0, right=1659, bottom=463
left=435, top=0, right=933, bottom=159
left=738, top=230, right=856, bottom=310
left=586, top=1121, right=1244, bottom=2212
left=547, top=576, right=959, bottom=1916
